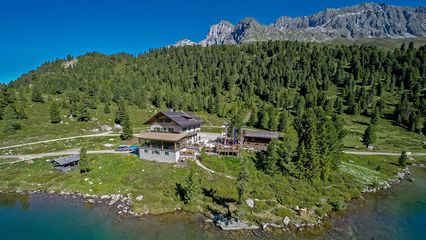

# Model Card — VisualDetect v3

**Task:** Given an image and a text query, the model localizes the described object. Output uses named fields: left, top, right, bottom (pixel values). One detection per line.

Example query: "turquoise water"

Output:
left=322, top=167, right=426, bottom=240
left=0, top=167, right=425, bottom=240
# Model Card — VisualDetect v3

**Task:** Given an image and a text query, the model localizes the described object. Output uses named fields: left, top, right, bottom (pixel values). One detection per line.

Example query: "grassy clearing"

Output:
left=0, top=99, right=228, bottom=148
left=201, top=155, right=241, bottom=177
left=0, top=152, right=410, bottom=224
left=342, top=114, right=426, bottom=152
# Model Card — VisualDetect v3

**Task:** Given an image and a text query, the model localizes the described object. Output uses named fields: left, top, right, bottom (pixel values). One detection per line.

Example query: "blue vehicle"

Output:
left=115, top=145, right=130, bottom=151
left=129, top=145, right=139, bottom=152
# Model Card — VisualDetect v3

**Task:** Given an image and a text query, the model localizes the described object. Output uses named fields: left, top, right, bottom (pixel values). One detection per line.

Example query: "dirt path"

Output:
left=342, top=151, right=426, bottom=156
left=0, top=132, right=120, bottom=150
left=194, top=159, right=235, bottom=179
left=0, top=149, right=130, bottom=165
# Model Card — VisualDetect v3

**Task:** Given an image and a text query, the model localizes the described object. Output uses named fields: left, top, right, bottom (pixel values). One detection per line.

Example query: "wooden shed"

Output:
left=51, top=155, right=80, bottom=172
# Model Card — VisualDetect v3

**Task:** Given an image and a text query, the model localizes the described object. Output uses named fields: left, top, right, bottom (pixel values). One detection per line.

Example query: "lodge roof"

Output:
left=136, top=131, right=189, bottom=142
left=52, top=155, right=80, bottom=166
left=145, top=111, right=203, bottom=127
left=243, top=130, right=279, bottom=139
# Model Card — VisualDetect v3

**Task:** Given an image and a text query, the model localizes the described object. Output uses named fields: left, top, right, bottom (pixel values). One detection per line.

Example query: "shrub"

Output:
left=329, top=197, right=347, bottom=211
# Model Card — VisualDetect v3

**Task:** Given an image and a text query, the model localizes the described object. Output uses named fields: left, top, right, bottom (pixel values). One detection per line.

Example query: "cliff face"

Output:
left=176, top=3, right=426, bottom=46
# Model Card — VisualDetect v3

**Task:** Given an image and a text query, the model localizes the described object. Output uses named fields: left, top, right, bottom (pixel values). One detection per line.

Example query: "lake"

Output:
left=0, top=167, right=425, bottom=240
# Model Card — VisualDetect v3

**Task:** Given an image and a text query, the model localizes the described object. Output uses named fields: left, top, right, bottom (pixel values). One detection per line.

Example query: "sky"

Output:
left=0, top=0, right=424, bottom=83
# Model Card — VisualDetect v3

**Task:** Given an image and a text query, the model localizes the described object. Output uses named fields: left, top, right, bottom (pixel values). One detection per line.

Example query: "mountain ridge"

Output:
left=175, top=2, right=426, bottom=47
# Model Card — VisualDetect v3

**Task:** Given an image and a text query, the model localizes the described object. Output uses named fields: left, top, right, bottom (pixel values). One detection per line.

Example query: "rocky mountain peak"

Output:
left=174, top=39, right=197, bottom=47
left=199, top=20, right=235, bottom=46
left=175, top=2, right=426, bottom=47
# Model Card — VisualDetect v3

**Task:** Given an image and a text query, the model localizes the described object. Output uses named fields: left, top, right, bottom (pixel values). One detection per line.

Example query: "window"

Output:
left=168, top=128, right=174, bottom=133
left=165, top=152, right=169, bottom=156
left=144, top=150, right=148, bottom=153
left=152, top=151, right=155, bottom=154
left=154, top=151, right=160, bottom=155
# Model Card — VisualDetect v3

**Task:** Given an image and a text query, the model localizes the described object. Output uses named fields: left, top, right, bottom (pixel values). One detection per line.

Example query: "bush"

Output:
left=329, top=198, right=347, bottom=211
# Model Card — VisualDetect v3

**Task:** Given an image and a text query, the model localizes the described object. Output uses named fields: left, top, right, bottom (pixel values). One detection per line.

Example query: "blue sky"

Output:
left=0, top=0, right=424, bottom=83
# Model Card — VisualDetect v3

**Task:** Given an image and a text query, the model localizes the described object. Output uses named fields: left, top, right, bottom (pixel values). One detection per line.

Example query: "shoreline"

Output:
left=1, top=164, right=423, bottom=234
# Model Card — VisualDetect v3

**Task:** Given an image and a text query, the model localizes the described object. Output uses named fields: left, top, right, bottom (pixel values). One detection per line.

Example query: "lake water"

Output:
left=0, top=167, right=425, bottom=240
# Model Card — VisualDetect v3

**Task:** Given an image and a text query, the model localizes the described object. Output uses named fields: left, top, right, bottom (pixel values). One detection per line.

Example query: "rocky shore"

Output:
left=1, top=164, right=424, bottom=233
left=0, top=189, right=146, bottom=218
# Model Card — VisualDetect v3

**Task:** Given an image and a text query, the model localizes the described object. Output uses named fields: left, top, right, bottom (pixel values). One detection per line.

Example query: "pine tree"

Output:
left=316, top=110, right=332, bottom=181
left=262, top=140, right=280, bottom=175
left=79, top=147, right=89, bottom=173
left=260, top=111, right=270, bottom=130
left=184, top=166, right=199, bottom=204
left=236, top=159, right=249, bottom=204
left=50, top=102, right=61, bottom=124
left=278, top=110, right=290, bottom=135
left=295, top=96, right=305, bottom=117
left=31, top=88, right=44, bottom=103
left=248, top=106, right=258, bottom=127
left=295, top=109, right=320, bottom=180
left=269, top=108, right=279, bottom=131
left=398, top=151, right=408, bottom=167
left=115, top=99, right=126, bottom=124
left=120, top=112, right=133, bottom=140
left=77, top=102, right=91, bottom=122
left=362, top=124, right=376, bottom=147
left=335, top=98, right=344, bottom=114
left=229, top=113, right=243, bottom=142
left=2, top=105, right=21, bottom=133
left=16, top=105, right=28, bottom=120
left=408, top=111, right=419, bottom=132
left=370, top=106, right=381, bottom=125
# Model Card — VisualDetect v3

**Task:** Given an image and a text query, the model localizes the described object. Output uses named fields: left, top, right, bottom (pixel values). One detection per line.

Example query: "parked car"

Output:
left=129, top=145, right=139, bottom=152
left=115, top=145, right=130, bottom=151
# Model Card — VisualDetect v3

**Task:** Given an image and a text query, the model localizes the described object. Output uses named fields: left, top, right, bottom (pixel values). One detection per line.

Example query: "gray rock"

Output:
left=136, top=195, right=144, bottom=201
left=283, top=216, right=291, bottom=226
left=246, top=198, right=255, bottom=208
left=108, top=195, right=121, bottom=206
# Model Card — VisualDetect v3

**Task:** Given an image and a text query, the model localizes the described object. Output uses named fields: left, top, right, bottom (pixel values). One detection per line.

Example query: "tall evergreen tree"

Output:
left=278, top=110, right=290, bottom=136
left=120, top=112, right=133, bottom=140
left=236, top=159, right=249, bottom=204
left=31, top=87, right=44, bottom=103
left=77, top=102, right=91, bottom=122
left=2, top=105, right=21, bottom=133
left=115, top=99, right=126, bottom=124
left=79, top=147, right=89, bottom=173
left=50, top=102, right=61, bottom=124
left=260, top=111, right=270, bottom=130
left=183, top=166, right=199, bottom=204
left=295, top=109, right=320, bottom=180
left=398, top=151, right=408, bottom=167
left=362, top=124, right=376, bottom=147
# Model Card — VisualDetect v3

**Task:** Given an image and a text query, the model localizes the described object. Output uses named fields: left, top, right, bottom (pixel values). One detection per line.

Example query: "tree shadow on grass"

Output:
left=202, top=187, right=235, bottom=207
left=203, top=187, right=235, bottom=218
left=175, top=183, right=186, bottom=202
